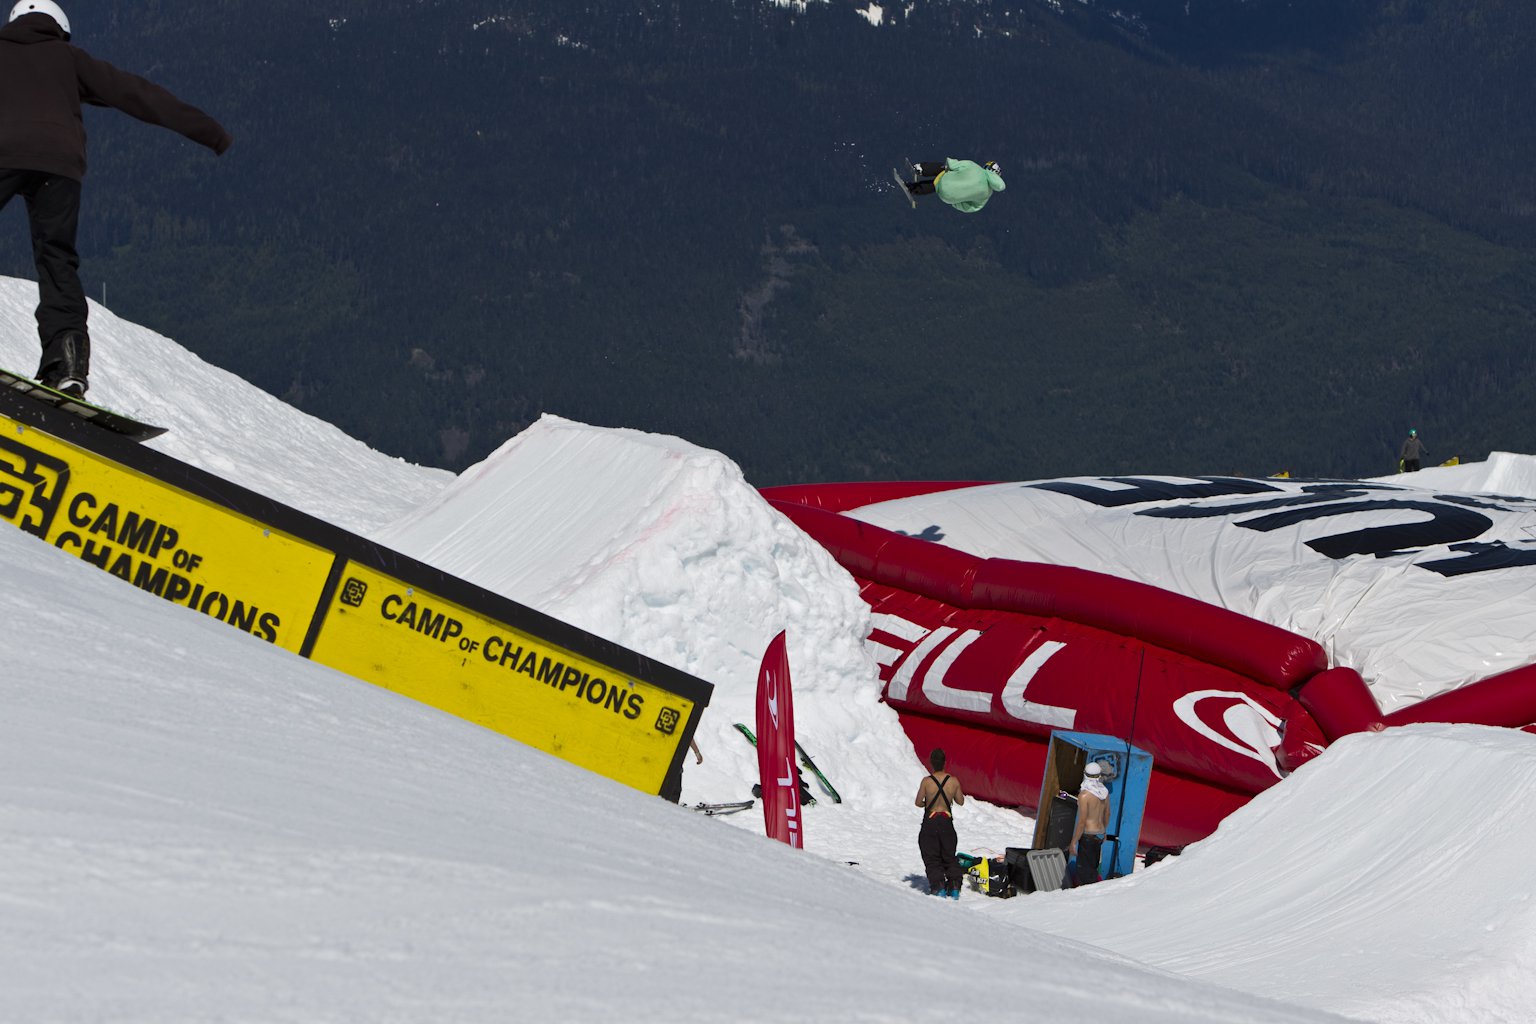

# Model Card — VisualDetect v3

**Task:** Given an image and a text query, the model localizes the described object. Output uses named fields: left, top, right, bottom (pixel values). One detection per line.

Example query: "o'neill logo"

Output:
left=1172, top=690, right=1285, bottom=778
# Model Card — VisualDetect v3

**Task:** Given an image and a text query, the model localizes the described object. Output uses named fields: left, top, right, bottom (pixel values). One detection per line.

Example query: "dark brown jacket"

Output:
left=0, top=13, right=231, bottom=180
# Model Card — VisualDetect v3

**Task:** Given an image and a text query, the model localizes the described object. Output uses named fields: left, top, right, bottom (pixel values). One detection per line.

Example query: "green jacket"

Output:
left=934, top=158, right=1005, bottom=213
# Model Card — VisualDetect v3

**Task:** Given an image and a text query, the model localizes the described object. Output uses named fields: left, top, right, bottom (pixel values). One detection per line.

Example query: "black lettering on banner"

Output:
left=603, top=685, right=626, bottom=714
left=67, top=490, right=93, bottom=527
left=73, top=499, right=182, bottom=559
left=1233, top=500, right=1492, bottom=559
left=380, top=593, right=464, bottom=643
left=77, top=538, right=110, bottom=568
left=476, top=633, right=649, bottom=722
left=226, top=600, right=258, bottom=633
left=201, top=590, right=229, bottom=620
left=1138, top=483, right=1378, bottom=520
left=0, top=436, right=70, bottom=537
left=106, top=550, right=136, bottom=580
left=132, top=561, right=171, bottom=595
left=51, top=529, right=282, bottom=641
left=1028, top=476, right=1282, bottom=508
left=1421, top=541, right=1536, bottom=577
left=116, top=511, right=157, bottom=555
left=1433, top=494, right=1526, bottom=512
left=1055, top=477, right=1531, bottom=576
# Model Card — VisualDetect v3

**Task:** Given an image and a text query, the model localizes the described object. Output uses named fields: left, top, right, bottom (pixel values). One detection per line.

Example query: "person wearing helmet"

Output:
left=902, top=158, right=1006, bottom=213
left=0, top=1, right=232, bottom=398
left=1399, top=428, right=1429, bottom=473
left=1070, top=761, right=1110, bottom=886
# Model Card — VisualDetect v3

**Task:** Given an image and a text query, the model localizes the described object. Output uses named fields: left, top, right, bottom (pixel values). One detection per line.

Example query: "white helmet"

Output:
left=8, top=1, right=69, bottom=35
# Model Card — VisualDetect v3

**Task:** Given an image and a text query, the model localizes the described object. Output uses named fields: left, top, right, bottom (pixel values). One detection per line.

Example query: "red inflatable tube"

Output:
left=970, top=561, right=1326, bottom=690
left=1295, top=666, right=1385, bottom=740
left=1382, top=662, right=1536, bottom=730
left=766, top=480, right=1536, bottom=843
left=773, top=498, right=1325, bottom=690
left=1277, top=712, right=1328, bottom=772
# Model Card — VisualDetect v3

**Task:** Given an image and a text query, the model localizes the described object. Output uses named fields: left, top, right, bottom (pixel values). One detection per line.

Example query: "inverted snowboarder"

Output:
left=0, top=1, right=232, bottom=399
left=896, top=158, right=1005, bottom=213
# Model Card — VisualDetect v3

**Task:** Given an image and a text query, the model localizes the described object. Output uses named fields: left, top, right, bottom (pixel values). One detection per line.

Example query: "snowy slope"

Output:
left=4, top=276, right=1536, bottom=1021
left=0, top=524, right=1344, bottom=1023
left=1018, top=724, right=1536, bottom=1024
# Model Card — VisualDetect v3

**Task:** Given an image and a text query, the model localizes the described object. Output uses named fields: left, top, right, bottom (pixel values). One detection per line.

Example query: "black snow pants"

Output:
left=0, top=170, right=87, bottom=348
left=1075, top=833, right=1104, bottom=887
left=918, top=813, right=961, bottom=893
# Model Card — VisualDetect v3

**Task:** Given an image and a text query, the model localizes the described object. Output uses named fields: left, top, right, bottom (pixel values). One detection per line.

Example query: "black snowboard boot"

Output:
left=36, top=330, right=90, bottom=398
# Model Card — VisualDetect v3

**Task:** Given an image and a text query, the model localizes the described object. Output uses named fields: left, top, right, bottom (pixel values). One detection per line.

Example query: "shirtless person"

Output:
left=1070, top=761, right=1110, bottom=886
left=915, top=748, right=966, bottom=899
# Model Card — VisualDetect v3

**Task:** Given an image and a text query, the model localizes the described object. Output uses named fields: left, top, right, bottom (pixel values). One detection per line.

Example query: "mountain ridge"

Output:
left=0, top=0, right=1529, bottom=480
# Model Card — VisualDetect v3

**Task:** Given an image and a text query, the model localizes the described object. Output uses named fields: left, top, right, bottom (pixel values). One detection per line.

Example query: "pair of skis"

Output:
left=732, top=722, right=843, bottom=804
left=692, top=800, right=755, bottom=816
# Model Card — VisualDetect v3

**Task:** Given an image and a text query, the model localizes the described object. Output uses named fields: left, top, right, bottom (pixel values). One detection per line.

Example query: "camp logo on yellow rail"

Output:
left=0, top=420, right=335, bottom=651
left=311, top=562, right=693, bottom=792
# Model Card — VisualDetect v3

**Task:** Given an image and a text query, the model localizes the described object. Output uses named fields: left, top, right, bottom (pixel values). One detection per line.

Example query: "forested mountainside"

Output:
left=4, top=0, right=1532, bottom=480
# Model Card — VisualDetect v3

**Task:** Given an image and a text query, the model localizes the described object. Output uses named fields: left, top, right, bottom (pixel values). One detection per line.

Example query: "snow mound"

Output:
left=1370, top=450, right=1536, bottom=500
left=375, top=414, right=1040, bottom=864
left=376, top=413, right=875, bottom=702
left=1019, top=723, right=1536, bottom=1023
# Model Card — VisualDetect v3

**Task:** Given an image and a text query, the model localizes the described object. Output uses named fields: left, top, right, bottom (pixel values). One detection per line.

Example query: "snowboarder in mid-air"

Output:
left=0, top=1, right=232, bottom=399
left=898, top=158, right=1005, bottom=213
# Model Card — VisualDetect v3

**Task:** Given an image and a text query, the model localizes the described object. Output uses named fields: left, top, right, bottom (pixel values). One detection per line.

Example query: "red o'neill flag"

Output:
left=756, top=630, right=803, bottom=849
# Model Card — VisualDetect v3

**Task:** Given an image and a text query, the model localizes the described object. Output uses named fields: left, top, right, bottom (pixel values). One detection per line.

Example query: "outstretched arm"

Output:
left=73, top=52, right=232, bottom=154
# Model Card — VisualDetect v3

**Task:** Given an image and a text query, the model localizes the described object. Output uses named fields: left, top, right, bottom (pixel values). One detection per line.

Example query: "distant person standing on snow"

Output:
left=915, top=748, right=966, bottom=898
left=0, top=1, right=232, bottom=399
left=1399, top=428, right=1429, bottom=473
left=903, top=158, right=1006, bottom=213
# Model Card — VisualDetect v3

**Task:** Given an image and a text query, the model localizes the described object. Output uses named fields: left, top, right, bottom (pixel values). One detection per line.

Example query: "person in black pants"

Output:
left=1399, top=428, right=1429, bottom=473
left=0, top=2, right=231, bottom=398
left=915, top=748, right=966, bottom=899
left=1070, top=761, right=1110, bottom=886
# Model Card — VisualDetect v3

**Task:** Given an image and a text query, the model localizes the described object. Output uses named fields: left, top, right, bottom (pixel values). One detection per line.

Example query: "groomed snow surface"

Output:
left=2, top=277, right=1534, bottom=1022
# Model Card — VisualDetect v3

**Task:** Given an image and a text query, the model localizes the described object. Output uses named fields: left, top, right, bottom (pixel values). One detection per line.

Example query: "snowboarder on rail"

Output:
left=903, top=158, right=1005, bottom=213
left=0, top=1, right=232, bottom=399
